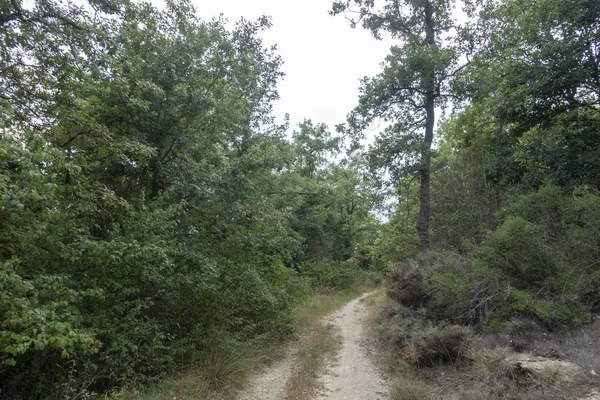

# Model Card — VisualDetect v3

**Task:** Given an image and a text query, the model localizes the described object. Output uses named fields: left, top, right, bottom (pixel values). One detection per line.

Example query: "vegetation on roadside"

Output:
left=336, top=0, right=600, bottom=398
left=284, top=286, right=372, bottom=400
left=0, top=1, right=384, bottom=398
left=124, top=285, right=374, bottom=400
left=3, top=0, right=599, bottom=397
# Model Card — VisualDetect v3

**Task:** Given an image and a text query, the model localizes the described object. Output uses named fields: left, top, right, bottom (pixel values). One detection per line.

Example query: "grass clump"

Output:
left=284, top=321, right=340, bottom=400
left=389, top=376, right=435, bottom=400
left=199, top=346, right=251, bottom=391
left=121, top=341, right=253, bottom=400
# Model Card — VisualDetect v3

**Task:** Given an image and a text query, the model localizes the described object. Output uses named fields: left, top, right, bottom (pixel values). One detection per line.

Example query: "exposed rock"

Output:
left=578, top=389, right=600, bottom=400
left=506, top=353, right=581, bottom=384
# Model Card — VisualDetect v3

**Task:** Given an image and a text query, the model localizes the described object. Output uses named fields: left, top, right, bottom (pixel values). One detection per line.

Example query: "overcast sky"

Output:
left=191, top=0, right=395, bottom=134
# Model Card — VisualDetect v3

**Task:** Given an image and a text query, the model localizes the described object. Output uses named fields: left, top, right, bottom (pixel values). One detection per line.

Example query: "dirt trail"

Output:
left=317, top=292, right=388, bottom=400
left=237, top=345, right=298, bottom=400
left=236, top=292, right=388, bottom=400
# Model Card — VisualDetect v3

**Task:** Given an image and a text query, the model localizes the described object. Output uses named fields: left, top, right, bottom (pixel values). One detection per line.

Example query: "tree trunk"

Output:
left=418, top=0, right=436, bottom=252
left=419, top=96, right=434, bottom=252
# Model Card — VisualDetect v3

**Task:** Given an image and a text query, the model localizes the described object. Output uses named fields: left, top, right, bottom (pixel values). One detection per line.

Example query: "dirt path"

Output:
left=237, top=345, right=298, bottom=400
left=317, top=292, right=388, bottom=400
left=236, top=292, right=388, bottom=400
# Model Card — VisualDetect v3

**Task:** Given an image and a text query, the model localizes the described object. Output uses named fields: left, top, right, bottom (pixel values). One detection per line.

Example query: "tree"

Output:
left=0, top=0, right=126, bottom=128
left=331, top=0, right=464, bottom=251
left=292, top=119, right=340, bottom=179
left=458, top=0, right=600, bottom=192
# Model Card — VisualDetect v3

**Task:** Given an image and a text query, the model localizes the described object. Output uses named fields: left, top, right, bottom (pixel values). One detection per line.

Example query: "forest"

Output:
left=0, top=0, right=599, bottom=398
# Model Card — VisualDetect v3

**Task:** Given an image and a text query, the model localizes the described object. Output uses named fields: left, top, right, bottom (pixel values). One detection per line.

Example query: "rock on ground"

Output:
left=506, top=353, right=582, bottom=384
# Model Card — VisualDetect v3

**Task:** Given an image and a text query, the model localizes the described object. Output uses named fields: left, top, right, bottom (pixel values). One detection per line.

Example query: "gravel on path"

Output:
left=236, top=345, right=297, bottom=400
left=317, top=292, right=389, bottom=400
left=235, top=292, right=389, bottom=400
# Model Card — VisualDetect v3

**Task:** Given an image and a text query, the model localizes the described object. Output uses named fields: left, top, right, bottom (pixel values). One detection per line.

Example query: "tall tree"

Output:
left=0, top=0, right=126, bottom=128
left=332, top=0, right=463, bottom=251
left=458, top=0, right=600, bottom=192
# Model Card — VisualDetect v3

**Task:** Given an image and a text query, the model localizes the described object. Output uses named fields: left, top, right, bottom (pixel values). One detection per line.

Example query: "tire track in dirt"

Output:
left=235, top=292, right=388, bottom=400
left=316, top=292, right=389, bottom=400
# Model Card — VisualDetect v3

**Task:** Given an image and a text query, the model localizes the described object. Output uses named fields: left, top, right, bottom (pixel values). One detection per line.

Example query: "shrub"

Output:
left=413, top=323, right=473, bottom=367
left=386, top=261, right=427, bottom=309
left=479, top=216, right=554, bottom=287
left=425, top=260, right=502, bottom=327
left=533, top=300, right=587, bottom=327
left=387, top=251, right=466, bottom=310
left=297, top=260, right=359, bottom=290
left=376, top=299, right=472, bottom=367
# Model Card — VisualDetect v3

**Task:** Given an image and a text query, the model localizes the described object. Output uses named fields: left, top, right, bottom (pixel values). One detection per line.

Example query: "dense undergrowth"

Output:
left=374, top=182, right=600, bottom=399
left=0, top=0, right=385, bottom=398
left=3, top=0, right=600, bottom=397
left=123, top=284, right=375, bottom=400
left=366, top=0, right=600, bottom=396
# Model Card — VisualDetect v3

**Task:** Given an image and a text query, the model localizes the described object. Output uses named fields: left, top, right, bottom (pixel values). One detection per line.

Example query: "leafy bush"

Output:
left=479, top=216, right=554, bottom=287
left=297, top=260, right=360, bottom=290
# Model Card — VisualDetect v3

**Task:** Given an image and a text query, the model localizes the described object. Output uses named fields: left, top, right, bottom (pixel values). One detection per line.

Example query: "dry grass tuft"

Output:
left=389, top=376, right=435, bottom=400
left=283, top=321, right=341, bottom=400
left=199, top=347, right=251, bottom=391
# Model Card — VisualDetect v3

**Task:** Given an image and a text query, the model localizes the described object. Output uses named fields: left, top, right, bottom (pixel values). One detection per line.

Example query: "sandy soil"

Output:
left=235, top=292, right=388, bottom=400
left=316, top=292, right=389, bottom=400
left=237, top=344, right=298, bottom=400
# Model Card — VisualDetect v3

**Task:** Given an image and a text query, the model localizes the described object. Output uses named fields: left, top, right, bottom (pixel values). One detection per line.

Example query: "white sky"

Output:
left=192, top=0, right=395, bottom=133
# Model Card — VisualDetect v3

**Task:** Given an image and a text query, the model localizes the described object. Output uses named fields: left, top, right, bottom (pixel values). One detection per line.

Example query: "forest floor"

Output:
left=235, top=292, right=389, bottom=400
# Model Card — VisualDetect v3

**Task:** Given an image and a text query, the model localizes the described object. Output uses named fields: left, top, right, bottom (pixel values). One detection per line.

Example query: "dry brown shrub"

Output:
left=386, top=261, right=428, bottom=309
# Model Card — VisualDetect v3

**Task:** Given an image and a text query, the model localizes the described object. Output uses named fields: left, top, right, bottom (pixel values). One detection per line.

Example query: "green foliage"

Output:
left=0, top=0, right=382, bottom=396
left=332, top=0, right=468, bottom=250
left=413, top=185, right=598, bottom=328
left=533, top=300, right=588, bottom=327
left=298, top=260, right=362, bottom=291
left=480, top=216, right=554, bottom=286
left=371, top=0, right=599, bottom=396
left=456, top=0, right=600, bottom=192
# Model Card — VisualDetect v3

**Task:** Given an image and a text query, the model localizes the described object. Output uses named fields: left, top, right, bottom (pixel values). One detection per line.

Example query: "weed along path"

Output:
left=316, top=292, right=388, bottom=400
left=236, top=291, right=388, bottom=400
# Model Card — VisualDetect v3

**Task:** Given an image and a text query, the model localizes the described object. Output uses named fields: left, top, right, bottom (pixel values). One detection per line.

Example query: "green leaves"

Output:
left=0, top=0, right=383, bottom=396
left=0, top=262, right=102, bottom=367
